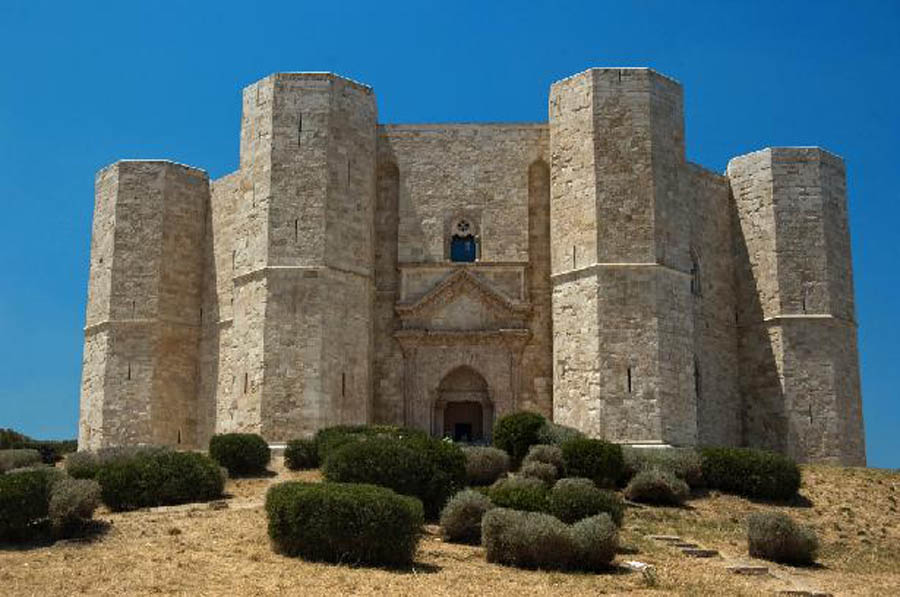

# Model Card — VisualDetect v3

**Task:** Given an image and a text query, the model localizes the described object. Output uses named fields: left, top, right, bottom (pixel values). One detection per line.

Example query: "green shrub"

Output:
left=266, top=481, right=423, bottom=567
left=461, top=446, right=509, bottom=486
left=482, top=508, right=574, bottom=569
left=488, top=476, right=548, bottom=512
left=536, top=420, right=584, bottom=446
left=570, top=513, right=618, bottom=570
left=701, top=447, right=801, bottom=501
left=624, top=468, right=690, bottom=505
left=48, top=478, right=101, bottom=537
left=97, top=450, right=225, bottom=511
left=623, top=447, right=704, bottom=488
left=519, top=461, right=558, bottom=485
left=0, top=449, right=43, bottom=473
left=322, top=435, right=465, bottom=518
left=0, top=468, right=61, bottom=541
left=482, top=508, right=618, bottom=571
left=284, top=439, right=319, bottom=470
left=208, top=433, right=270, bottom=476
left=440, top=489, right=495, bottom=544
left=522, top=444, right=565, bottom=472
left=314, top=425, right=428, bottom=462
left=549, top=477, right=624, bottom=525
left=747, top=511, right=818, bottom=565
left=561, top=438, right=625, bottom=488
left=493, top=412, right=546, bottom=468
left=65, top=446, right=171, bottom=480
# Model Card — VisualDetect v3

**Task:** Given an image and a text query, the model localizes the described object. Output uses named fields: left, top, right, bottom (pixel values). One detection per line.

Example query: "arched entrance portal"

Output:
left=434, top=366, right=493, bottom=442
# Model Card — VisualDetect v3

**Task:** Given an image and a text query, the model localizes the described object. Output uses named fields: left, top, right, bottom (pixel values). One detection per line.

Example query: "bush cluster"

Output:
left=0, top=467, right=97, bottom=542
left=482, top=508, right=617, bottom=571
left=488, top=476, right=548, bottom=512
left=322, top=435, right=465, bottom=518
left=284, top=439, right=319, bottom=470
left=439, top=489, right=495, bottom=544
left=65, top=445, right=171, bottom=480
left=0, top=449, right=43, bottom=473
left=492, top=412, right=546, bottom=467
left=461, top=446, right=509, bottom=486
left=518, top=461, right=558, bottom=485
left=266, top=481, right=423, bottom=567
left=624, top=468, right=690, bottom=506
left=561, top=438, right=625, bottom=488
left=623, top=447, right=704, bottom=488
left=548, top=477, right=624, bottom=525
left=97, top=450, right=225, bottom=511
left=747, top=511, right=818, bottom=565
left=701, top=447, right=801, bottom=501
left=208, top=433, right=270, bottom=476
left=314, top=425, right=428, bottom=463
left=0, top=429, right=76, bottom=464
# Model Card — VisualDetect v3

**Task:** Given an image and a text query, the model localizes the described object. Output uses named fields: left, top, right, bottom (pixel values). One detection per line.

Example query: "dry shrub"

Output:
left=624, top=468, right=690, bottom=505
left=747, top=511, right=819, bottom=565
left=482, top=508, right=618, bottom=571
left=461, top=446, right=509, bottom=486
left=49, top=478, right=101, bottom=537
left=519, top=461, right=558, bottom=485
left=522, top=444, right=564, bottom=472
left=439, top=489, right=495, bottom=544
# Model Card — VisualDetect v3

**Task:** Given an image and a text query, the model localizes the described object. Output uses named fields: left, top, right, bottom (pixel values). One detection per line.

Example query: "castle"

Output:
left=78, top=67, right=866, bottom=465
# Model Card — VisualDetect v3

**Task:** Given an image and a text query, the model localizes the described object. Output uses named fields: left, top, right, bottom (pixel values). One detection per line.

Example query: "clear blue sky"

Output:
left=1, top=1, right=897, bottom=467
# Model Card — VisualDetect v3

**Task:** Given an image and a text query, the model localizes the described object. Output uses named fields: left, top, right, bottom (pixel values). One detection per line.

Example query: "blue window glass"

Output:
left=451, top=235, right=477, bottom=262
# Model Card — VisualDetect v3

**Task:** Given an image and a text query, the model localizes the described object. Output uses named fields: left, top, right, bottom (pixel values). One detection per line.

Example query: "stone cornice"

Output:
left=394, top=328, right=531, bottom=351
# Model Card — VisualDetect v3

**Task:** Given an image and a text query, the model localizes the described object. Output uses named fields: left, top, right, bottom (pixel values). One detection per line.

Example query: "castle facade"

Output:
left=78, top=68, right=866, bottom=465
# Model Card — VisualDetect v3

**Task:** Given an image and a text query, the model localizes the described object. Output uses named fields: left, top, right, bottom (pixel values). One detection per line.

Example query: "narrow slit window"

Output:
left=294, top=219, right=299, bottom=243
left=341, top=372, right=346, bottom=398
left=690, top=251, right=701, bottom=296
left=801, top=285, right=808, bottom=313
left=572, top=245, right=576, bottom=268
left=244, top=373, right=249, bottom=394
left=177, top=429, right=182, bottom=445
left=694, top=358, right=701, bottom=400
left=626, top=367, right=632, bottom=394
left=297, top=114, right=303, bottom=145
left=127, top=362, right=132, bottom=381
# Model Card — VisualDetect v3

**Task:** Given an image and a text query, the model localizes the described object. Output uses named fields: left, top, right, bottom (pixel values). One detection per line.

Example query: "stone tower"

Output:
left=79, top=161, right=208, bottom=449
left=728, top=148, right=865, bottom=465
left=78, top=67, right=865, bottom=465
left=548, top=68, right=696, bottom=446
left=202, top=73, right=377, bottom=443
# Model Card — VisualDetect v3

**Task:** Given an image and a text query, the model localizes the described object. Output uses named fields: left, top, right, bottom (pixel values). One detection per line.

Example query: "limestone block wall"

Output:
left=79, top=161, right=208, bottom=449
left=687, top=164, right=741, bottom=447
left=728, top=148, right=865, bottom=464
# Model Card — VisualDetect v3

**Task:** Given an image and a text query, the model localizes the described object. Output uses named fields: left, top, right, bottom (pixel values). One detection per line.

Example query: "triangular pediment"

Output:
left=396, top=269, right=530, bottom=331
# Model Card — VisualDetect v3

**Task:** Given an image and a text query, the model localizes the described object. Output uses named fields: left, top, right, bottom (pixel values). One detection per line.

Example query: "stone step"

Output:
left=776, top=591, right=833, bottom=597
left=673, top=542, right=699, bottom=548
left=681, top=548, right=719, bottom=558
left=726, top=564, right=769, bottom=575
left=647, top=534, right=682, bottom=542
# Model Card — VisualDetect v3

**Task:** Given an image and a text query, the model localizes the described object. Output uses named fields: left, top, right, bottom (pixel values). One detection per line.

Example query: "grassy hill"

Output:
left=1, top=463, right=897, bottom=596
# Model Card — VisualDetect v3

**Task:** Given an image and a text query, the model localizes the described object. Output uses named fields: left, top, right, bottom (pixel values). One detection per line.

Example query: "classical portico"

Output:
left=394, top=266, right=532, bottom=439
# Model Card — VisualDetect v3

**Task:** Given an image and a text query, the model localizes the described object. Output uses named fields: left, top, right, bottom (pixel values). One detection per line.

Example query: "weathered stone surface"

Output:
left=77, top=67, right=865, bottom=466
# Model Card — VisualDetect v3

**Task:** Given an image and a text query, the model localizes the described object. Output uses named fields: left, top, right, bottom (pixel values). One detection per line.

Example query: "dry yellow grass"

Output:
left=1, top=463, right=898, bottom=596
